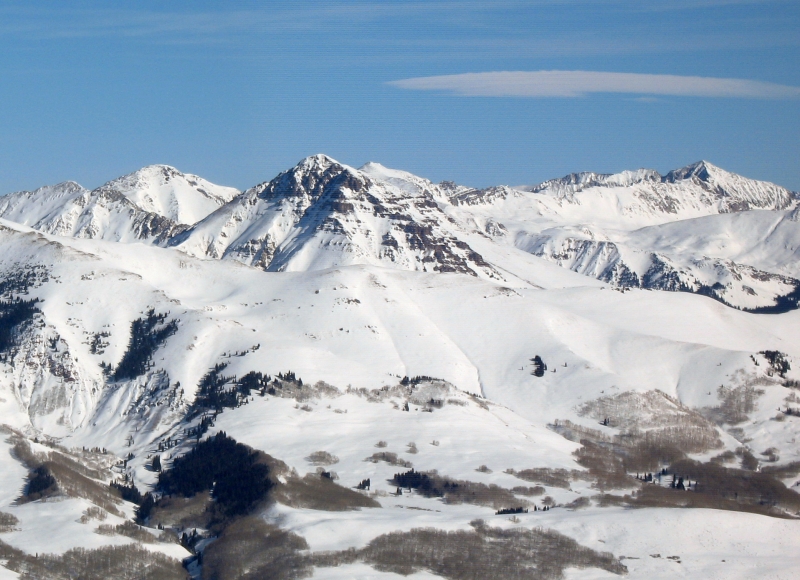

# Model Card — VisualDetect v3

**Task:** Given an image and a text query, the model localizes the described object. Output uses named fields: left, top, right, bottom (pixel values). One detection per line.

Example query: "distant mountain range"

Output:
left=2, top=156, right=797, bottom=310
left=1, top=155, right=799, bottom=579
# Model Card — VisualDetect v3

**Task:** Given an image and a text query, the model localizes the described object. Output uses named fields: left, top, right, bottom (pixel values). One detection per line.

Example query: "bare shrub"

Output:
left=763, top=461, right=800, bottom=480
left=761, top=447, right=780, bottom=462
left=578, top=391, right=723, bottom=453
left=390, top=469, right=532, bottom=510
left=710, top=451, right=736, bottom=465
left=593, top=493, right=626, bottom=507
left=315, top=467, right=338, bottom=480
left=507, top=467, right=575, bottom=489
left=704, top=385, right=765, bottom=425
left=566, top=497, right=591, bottom=510
left=601, top=458, right=800, bottom=517
left=374, top=440, right=388, bottom=448
left=573, top=441, right=634, bottom=490
left=475, top=465, right=492, bottom=473
left=673, top=459, right=800, bottom=509
left=312, top=520, right=626, bottom=579
left=406, top=442, right=418, bottom=454
left=79, top=507, right=108, bottom=524
left=202, top=517, right=311, bottom=580
left=364, top=452, right=412, bottom=468
left=305, top=451, right=339, bottom=466
left=10, top=435, right=123, bottom=515
left=620, top=441, right=683, bottom=473
left=0, top=538, right=185, bottom=580
left=512, top=485, right=545, bottom=496
left=44, top=456, right=123, bottom=515
left=0, top=512, right=19, bottom=533
left=96, top=521, right=156, bottom=543
left=550, top=394, right=724, bottom=489
left=737, top=447, right=759, bottom=471
left=274, top=474, right=380, bottom=511
left=548, top=420, right=611, bottom=445
left=147, top=491, right=213, bottom=530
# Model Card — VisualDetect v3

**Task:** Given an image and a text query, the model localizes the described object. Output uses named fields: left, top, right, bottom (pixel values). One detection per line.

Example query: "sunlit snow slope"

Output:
left=0, top=156, right=798, bottom=580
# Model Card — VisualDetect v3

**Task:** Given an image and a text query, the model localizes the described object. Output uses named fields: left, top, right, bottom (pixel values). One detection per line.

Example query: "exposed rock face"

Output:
left=172, top=155, right=498, bottom=277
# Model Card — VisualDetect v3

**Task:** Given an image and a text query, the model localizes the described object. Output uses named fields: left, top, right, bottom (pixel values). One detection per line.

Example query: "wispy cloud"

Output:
left=388, top=71, right=800, bottom=99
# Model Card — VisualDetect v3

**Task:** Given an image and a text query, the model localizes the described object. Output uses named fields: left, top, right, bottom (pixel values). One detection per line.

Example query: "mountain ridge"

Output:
left=2, top=156, right=798, bottom=309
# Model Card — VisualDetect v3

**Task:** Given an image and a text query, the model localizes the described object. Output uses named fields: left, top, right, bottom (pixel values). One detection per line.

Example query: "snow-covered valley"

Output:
left=0, top=157, right=798, bottom=579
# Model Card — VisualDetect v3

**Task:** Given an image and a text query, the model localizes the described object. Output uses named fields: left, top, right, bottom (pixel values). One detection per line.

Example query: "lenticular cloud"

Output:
left=389, top=70, right=800, bottom=99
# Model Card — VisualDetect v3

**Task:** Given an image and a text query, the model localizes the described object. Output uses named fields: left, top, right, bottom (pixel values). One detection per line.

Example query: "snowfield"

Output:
left=0, top=156, right=798, bottom=579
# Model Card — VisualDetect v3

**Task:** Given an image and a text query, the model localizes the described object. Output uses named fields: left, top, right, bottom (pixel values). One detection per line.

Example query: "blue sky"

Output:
left=1, top=0, right=798, bottom=193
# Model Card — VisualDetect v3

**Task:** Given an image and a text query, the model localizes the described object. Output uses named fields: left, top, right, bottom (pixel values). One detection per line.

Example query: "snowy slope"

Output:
left=0, top=181, right=185, bottom=244
left=0, top=157, right=799, bottom=579
left=95, top=164, right=239, bottom=225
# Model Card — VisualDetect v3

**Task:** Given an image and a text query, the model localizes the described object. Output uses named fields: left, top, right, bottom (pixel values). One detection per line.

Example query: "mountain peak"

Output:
left=95, top=164, right=239, bottom=225
left=663, top=160, right=718, bottom=183
left=294, top=154, right=346, bottom=173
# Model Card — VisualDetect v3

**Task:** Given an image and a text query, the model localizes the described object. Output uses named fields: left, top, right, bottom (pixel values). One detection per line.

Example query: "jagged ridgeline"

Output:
left=111, top=309, right=178, bottom=381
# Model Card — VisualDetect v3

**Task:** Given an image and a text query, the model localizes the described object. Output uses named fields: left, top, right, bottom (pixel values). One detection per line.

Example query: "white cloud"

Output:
left=388, top=71, right=800, bottom=99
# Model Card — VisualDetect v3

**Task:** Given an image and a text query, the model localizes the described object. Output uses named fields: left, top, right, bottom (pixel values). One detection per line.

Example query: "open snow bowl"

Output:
left=0, top=155, right=799, bottom=578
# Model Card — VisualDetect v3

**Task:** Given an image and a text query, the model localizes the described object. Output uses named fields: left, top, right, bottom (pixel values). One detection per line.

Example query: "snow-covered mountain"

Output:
left=95, top=164, right=239, bottom=225
left=3, top=157, right=798, bottom=310
left=437, top=160, right=800, bottom=309
left=515, top=160, right=795, bottom=217
left=0, top=165, right=238, bottom=245
left=170, top=155, right=498, bottom=277
left=1, top=157, right=799, bottom=580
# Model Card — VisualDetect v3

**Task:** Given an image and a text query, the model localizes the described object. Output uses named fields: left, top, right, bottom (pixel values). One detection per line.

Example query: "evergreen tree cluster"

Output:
left=276, top=370, right=300, bottom=384
left=110, top=481, right=144, bottom=504
left=495, top=507, right=528, bottom=515
left=531, top=355, right=546, bottom=377
left=26, top=465, right=57, bottom=498
left=400, top=375, right=438, bottom=386
left=760, top=350, right=791, bottom=378
left=158, top=431, right=273, bottom=517
left=0, top=264, right=49, bottom=298
left=0, top=298, right=40, bottom=355
left=89, top=331, right=110, bottom=355
left=191, top=366, right=310, bottom=418
left=745, top=283, right=800, bottom=314
left=237, top=370, right=271, bottom=397
left=390, top=468, right=462, bottom=498
left=190, top=365, right=273, bottom=414
left=136, top=493, right=155, bottom=523
left=111, top=309, right=178, bottom=381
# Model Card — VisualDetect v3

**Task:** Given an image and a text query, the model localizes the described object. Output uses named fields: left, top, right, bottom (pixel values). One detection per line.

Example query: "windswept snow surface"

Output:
left=96, top=164, right=239, bottom=225
left=0, top=156, right=799, bottom=578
